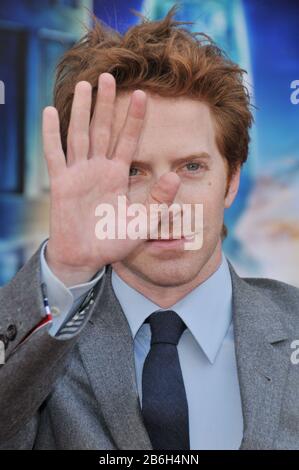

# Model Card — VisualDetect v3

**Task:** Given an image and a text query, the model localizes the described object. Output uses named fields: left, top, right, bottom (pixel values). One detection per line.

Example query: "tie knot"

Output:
left=145, top=310, right=187, bottom=346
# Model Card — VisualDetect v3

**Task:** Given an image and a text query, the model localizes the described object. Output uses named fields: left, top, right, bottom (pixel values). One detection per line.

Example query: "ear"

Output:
left=224, top=166, right=241, bottom=209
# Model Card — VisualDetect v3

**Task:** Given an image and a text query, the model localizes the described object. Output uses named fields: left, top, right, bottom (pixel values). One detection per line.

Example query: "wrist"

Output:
left=45, top=243, right=102, bottom=287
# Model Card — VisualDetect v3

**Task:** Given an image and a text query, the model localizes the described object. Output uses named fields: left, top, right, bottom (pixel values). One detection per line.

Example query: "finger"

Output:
left=66, top=81, right=92, bottom=166
left=145, top=172, right=181, bottom=238
left=89, top=73, right=116, bottom=158
left=42, top=106, right=66, bottom=178
left=113, top=89, right=147, bottom=166
left=147, top=172, right=181, bottom=206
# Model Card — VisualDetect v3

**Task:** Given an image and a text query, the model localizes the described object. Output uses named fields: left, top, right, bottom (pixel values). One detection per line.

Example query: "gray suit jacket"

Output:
left=0, top=241, right=299, bottom=450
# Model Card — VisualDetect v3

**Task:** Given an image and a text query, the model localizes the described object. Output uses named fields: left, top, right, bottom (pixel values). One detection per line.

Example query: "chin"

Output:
left=122, top=251, right=206, bottom=287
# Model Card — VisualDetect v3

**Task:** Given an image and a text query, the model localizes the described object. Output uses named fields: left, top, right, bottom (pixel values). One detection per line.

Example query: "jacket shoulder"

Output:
left=243, top=275, right=299, bottom=295
left=242, top=275, right=299, bottom=328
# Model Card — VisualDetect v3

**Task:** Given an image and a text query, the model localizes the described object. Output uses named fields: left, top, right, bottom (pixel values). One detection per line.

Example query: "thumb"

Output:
left=146, top=172, right=181, bottom=206
left=143, top=172, right=181, bottom=239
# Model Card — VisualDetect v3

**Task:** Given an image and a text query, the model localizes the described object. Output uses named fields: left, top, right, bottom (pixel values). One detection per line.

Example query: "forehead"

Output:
left=110, top=91, right=219, bottom=159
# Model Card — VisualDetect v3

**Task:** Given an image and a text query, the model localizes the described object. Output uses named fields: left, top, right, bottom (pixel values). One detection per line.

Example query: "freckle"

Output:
left=208, top=181, right=212, bottom=186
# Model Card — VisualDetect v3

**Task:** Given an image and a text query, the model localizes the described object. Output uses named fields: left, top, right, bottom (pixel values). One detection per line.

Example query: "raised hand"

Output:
left=43, top=73, right=180, bottom=286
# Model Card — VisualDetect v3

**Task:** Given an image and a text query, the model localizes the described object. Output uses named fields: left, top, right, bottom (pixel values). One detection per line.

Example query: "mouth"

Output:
left=146, top=234, right=195, bottom=250
left=147, top=233, right=195, bottom=241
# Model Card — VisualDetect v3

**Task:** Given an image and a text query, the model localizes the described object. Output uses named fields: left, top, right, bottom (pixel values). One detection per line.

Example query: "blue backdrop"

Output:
left=0, top=0, right=298, bottom=286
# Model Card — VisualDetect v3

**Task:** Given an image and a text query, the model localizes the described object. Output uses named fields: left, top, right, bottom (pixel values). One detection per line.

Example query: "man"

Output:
left=0, top=6, right=298, bottom=450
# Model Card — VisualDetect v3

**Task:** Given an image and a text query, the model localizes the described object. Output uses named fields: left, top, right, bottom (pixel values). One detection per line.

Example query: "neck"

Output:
left=111, top=242, right=223, bottom=308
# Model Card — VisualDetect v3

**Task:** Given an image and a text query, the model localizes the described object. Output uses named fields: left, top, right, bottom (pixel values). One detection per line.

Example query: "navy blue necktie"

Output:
left=141, top=310, right=190, bottom=450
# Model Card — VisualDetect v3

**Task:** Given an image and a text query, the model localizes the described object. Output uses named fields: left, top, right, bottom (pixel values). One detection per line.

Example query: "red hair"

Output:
left=54, top=5, right=254, bottom=239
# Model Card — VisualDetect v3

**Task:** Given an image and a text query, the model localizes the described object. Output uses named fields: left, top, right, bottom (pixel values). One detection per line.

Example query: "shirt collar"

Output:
left=111, top=252, right=232, bottom=364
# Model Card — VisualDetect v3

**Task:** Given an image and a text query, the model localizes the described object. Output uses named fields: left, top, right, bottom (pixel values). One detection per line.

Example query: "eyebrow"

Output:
left=130, top=152, right=212, bottom=168
left=173, top=152, right=212, bottom=166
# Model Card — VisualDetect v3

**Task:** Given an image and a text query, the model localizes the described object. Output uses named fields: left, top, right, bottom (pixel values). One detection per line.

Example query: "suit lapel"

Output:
left=78, top=265, right=153, bottom=450
left=227, top=260, right=291, bottom=449
left=78, top=260, right=291, bottom=450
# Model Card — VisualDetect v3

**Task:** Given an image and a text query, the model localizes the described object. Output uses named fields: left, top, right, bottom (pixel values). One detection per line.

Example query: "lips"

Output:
left=147, top=236, right=185, bottom=241
left=147, top=234, right=196, bottom=241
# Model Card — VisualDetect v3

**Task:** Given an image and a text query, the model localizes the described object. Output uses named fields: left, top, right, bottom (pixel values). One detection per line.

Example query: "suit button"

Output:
left=0, top=334, right=9, bottom=349
left=51, top=306, right=60, bottom=317
left=6, top=324, right=17, bottom=341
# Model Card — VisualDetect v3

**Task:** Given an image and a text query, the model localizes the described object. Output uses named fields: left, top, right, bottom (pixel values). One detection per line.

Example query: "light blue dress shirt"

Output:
left=40, top=241, right=244, bottom=449
left=40, top=241, right=105, bottom=335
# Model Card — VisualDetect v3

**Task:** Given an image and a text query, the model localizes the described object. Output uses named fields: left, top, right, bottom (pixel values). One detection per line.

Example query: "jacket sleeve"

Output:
left=39, top=239, right=105, bottom=336
left=0, top=240, right=105, bottom=444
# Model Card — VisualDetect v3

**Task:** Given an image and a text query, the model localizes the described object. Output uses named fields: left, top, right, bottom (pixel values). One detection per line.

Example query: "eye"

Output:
left=183, top=162, right=204, bottom=173
left=129, top=166, right=140, bottom=176
left=185, top=162, right=201, bottom=171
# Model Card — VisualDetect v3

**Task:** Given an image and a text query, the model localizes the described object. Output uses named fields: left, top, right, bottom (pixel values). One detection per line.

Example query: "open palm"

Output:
left=43, top=73, right=180, bottom=285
